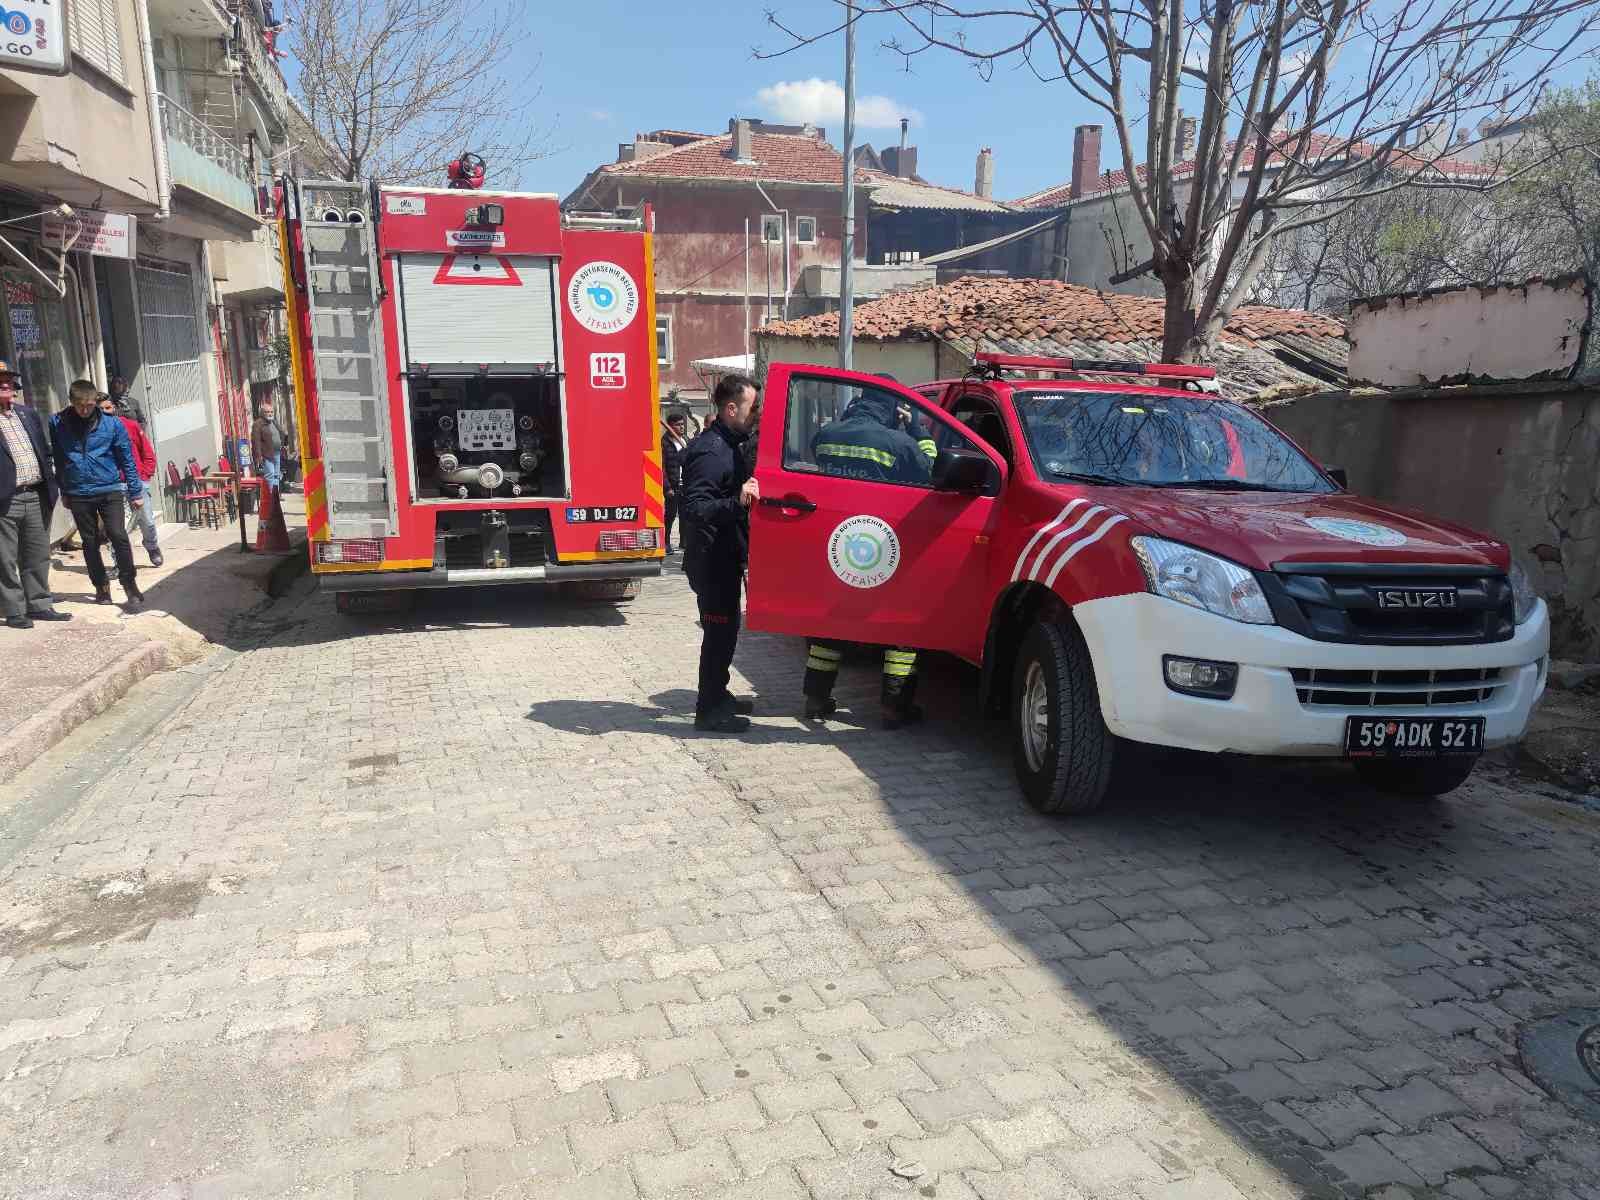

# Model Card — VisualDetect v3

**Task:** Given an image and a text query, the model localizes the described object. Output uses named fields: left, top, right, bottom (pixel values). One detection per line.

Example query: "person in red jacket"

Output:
left=99, top=393, right=162, bottom=567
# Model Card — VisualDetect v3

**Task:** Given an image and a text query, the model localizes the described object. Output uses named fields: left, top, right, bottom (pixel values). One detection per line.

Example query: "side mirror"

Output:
left=932, top=446, right=998, bottom=494
left=1325, top=465, right=1349, bottom=489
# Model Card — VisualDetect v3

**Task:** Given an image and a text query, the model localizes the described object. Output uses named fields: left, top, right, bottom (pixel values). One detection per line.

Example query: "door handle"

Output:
left=759, top=494, right=817, bottom=513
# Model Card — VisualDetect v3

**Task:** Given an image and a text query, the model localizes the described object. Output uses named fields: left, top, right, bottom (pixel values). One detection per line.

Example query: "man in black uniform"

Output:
left=681, top=375, right=760, bottom=732
left=660, top=410, right=689, bottom=555
left=803, top=387, right=930, bottom=729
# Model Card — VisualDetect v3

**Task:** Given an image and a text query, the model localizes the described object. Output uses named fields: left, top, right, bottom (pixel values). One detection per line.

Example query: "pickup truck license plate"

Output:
left=1344, top=716, right=1484, bottom=758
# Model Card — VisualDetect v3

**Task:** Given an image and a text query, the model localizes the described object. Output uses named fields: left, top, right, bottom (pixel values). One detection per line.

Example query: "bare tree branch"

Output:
left=765, top=0, right=1599, bottom=361
left=286, top=0, right=556, bottom=187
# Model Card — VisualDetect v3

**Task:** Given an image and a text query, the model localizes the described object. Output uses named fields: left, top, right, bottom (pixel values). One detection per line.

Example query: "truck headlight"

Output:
left=1509, top=560, right=1538, bottom=625
left=1132, top=536, right=1274, bottom=625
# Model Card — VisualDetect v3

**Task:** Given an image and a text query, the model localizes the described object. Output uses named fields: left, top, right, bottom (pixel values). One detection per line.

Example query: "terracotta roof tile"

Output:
left=599, top=131, right=861, bottom=186
left=759, top=276, right=1347, bottom=397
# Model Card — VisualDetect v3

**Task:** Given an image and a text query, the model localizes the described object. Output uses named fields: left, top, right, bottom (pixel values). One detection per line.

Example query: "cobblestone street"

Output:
left=2, top=567, right=1598, bottom=1200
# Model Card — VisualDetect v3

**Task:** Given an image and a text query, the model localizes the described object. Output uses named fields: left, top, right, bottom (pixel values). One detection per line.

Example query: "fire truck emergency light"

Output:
left=973, top=352, right=1217, bottom=381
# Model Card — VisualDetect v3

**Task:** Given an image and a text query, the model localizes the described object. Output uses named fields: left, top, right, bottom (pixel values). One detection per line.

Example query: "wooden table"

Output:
left=203, top=470, right=261, bottom=521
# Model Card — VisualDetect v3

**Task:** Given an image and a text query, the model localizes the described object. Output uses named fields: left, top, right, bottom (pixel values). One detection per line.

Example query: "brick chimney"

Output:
left=1175, top=115, right=1197, bottom=162
left=974, top=147, right=994, bottom=199
left=1070, top=124, right=1102, bottom=199
left=728, top=118, right=754, bottom=162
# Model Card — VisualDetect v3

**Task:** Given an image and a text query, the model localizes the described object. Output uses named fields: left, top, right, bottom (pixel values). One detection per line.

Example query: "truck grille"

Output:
left=1264, top=567, right=1513, bottom=646
left=1291, top=667, right=1502, bottom=708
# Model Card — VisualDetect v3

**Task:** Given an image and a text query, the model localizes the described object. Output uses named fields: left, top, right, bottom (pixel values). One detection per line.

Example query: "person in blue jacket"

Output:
left=52, top=380, right=145, bottom=605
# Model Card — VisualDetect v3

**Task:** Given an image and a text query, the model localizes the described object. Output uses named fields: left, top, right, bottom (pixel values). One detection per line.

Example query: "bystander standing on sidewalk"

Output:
left=52, top=380, right=145, bottom=606
left=108, top=376, right=146, bottom=427
left=99, top=393, right=163, bottom=567
left=252, top=400, right=285, bottom=491
left=0, top=361, right=69, bottom=629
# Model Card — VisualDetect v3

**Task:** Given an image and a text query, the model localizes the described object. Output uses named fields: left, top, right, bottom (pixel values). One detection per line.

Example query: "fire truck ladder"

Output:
left=296, top=180, right=397, bottom=540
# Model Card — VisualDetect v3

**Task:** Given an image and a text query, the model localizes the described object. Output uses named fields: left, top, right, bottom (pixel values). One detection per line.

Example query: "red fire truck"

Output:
left=745, top=354, right=1549, bottom=814
left=278, top=175, right=665, bottom=607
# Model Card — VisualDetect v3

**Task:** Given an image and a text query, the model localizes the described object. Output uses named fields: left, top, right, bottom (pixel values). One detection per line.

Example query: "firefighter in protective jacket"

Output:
left=802, top=387, right=929, bottom=728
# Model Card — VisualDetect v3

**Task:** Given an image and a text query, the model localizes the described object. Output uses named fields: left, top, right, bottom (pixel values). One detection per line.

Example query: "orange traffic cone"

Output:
left=255, top=483, right=291, bottom=553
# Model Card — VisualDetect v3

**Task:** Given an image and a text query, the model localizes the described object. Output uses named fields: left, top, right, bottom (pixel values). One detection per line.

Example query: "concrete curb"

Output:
left=0, top=639, right=175, bottom=781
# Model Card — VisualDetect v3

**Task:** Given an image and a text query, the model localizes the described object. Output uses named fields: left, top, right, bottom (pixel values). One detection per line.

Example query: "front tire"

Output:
left=1354, top=756, right=1476, bottom=798
left=1011, top=620, right=1116, bottom=814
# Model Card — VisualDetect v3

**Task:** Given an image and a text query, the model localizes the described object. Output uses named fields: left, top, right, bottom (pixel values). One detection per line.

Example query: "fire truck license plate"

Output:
left=457, top=409, right=515, bottom=451
left=1345, top=716, right=1484, bottom=758
left=566, top=506, right=639, bottom=523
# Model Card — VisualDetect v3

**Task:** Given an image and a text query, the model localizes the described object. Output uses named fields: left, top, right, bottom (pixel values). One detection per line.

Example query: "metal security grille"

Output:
left=135, top=259, right=208, bottom=441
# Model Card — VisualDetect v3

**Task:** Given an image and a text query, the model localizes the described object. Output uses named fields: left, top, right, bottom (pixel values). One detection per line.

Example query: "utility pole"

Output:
left=839, top=1, right=856, bottom=370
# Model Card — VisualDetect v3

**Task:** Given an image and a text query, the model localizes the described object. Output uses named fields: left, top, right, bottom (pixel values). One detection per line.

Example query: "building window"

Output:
left=70, top=0, right=127, bottom=86
left=656, top=316, right=672, bottom=364
left=795, top=216, right=817, bottom=244
left=761, top=214, right=783, bottom=244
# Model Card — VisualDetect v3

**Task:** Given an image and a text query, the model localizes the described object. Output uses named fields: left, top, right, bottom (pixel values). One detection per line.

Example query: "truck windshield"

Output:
left=1013, top=389, right=1334, bottom=493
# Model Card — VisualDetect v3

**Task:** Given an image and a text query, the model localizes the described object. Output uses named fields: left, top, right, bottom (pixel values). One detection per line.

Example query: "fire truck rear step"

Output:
left=298, top=179, right=398, bottom=541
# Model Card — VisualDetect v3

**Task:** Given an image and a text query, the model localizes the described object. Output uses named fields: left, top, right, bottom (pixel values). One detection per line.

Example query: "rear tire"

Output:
left=1354, top=756, right=1476, bottom=798
left=1010, top=620, right=1116, bottom=815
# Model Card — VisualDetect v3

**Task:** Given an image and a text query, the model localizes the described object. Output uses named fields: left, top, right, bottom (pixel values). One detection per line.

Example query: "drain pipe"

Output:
left=753, top=180, right=791, bottom=321
left=134, top=0, right=171, bottom=219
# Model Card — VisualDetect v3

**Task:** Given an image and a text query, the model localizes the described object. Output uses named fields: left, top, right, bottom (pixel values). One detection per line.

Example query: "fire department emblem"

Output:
left=567, top=261, right=639, bottom=334
left=1305, top=516, right=1408, bottom=547
left=828, top=516, right=901, bottom=589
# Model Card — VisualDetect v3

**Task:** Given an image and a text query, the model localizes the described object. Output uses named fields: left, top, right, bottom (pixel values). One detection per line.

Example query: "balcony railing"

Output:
left=233, top=15, right=293, bottom=129
left=160, top=93, right=258, bottom=219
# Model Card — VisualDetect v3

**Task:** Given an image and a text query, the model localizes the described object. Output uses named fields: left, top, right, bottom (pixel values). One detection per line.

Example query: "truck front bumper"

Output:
left=319, top=559, right=661, bottom=592
left=1073, top=592, right=1549, bottom=756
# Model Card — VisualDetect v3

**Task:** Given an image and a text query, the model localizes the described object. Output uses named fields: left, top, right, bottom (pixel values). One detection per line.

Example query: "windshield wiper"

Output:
left=1049, top=470, right=1130, bottom=486
left=1148, top=479, right=1301, bottom=492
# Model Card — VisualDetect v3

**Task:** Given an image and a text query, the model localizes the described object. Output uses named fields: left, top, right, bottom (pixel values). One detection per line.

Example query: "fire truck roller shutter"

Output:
left=397, top=254, right=560, bottom=366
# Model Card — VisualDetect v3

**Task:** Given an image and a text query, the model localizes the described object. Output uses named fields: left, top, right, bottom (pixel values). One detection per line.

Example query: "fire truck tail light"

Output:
left=317, top=539, right=384, bottom=565
left=598, top=529, right=660, bottom=553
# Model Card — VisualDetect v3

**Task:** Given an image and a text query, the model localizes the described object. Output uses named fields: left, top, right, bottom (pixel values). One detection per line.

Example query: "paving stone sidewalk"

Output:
left=0, top=565, right=1597, bottom=1199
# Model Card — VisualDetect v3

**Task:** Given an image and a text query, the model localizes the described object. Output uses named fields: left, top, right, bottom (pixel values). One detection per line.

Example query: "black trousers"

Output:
left=690, top=564, right=742, bottom=717
left=67, top=492, right=137, bottom=592
left=663, top=495, right=679, bottom=552
left=804, top=640, right=919, bottom=712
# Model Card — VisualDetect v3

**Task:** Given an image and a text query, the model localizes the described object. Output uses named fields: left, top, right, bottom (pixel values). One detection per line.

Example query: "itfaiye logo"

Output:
left=567, top=261, right=639, bottom=335
left=0, top=7, right=32, bottom=35
left=1304, top=516, right=1409, bottom=548
left=828, top=515, right=901, bottom=589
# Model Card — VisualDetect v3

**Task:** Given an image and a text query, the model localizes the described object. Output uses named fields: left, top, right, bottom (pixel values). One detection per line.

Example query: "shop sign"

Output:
left=42, top=210, right=138, bottom=260
left=0, top=0, right=69, bottom=75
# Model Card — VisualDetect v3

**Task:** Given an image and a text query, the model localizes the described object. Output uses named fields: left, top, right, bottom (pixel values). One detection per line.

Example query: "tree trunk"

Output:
left=1158, top=263, right=1201, bottom=363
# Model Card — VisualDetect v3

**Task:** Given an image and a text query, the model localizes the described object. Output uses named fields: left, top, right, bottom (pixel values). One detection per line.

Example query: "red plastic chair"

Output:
left=183, top=459, right=223, bottom=529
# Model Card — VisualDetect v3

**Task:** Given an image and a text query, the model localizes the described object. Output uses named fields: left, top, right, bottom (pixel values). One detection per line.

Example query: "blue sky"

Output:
left=530, top=2, right=1097, bottom=202
left=282, top=2, right=1597, bottom=199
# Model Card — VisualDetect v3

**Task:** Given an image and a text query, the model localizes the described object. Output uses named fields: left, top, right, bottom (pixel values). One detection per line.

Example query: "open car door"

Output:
left=746, top=364, right=1007, bottom=664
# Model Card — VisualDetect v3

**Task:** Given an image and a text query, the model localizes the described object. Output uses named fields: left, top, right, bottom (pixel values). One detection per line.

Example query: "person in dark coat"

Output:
left=680, top=375, right=760, bottom=732
left=0, top=361, right=69, bottom=628
left=660, top=410, right=689, bottom=555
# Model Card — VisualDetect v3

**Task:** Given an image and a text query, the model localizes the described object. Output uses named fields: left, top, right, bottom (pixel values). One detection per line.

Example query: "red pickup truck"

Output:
left=745, top=354, right=1549, bottom=815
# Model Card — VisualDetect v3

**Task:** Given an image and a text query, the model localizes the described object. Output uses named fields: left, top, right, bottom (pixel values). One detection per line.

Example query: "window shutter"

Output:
left=70, top=0, right=127, bottom=86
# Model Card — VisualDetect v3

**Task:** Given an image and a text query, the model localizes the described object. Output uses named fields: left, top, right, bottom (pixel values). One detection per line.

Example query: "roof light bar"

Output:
left=973, top=352, right=1217, bottom=381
